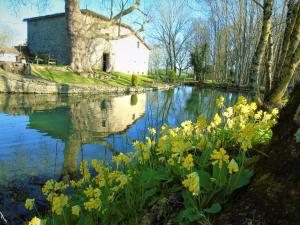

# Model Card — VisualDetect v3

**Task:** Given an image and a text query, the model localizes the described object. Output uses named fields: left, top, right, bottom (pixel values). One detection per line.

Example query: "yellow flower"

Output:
left=84, top=185, right=95, bottom=198
left=254, top=110, right=263, bottom=120
left=80, top=160, right=91, bottom=181
left=216, top=96, right=225, bottom=108
left=213, top=113, right=222, bottom=126
left=228, top=159, right=239, bottom=174
left=181, top=154, right=194, bottom=170
left=223, top=107, right=233, bottom=118
left=237, top=96, right=247, bottom=105
left=240, top=105, right=250, bottom=114
left=271, top=108, right=279, bottom=116
left=196, top=115, right=207, bottom=130
left=84, top=197, right=101, bottom=211
left=112, top=153, right=131, bottom=168
left=72, top=205, right=81, bottom=216
left=226, top=119, right=234, bottom=128
left=211, top=148, right=230, bottom=168
left=42, top=179, right=55, bottom=195
left=29, top=217, right=41, bottom=225
left=250, top=102, right=257, bottom=111
left=182, top=172, right=200, bottom=196
left=52, top=194, right=68, bottom=215
left=25, top=198, right=35, bottom=211
left=148, top=127, right=156, bottom=135
left=167, top=158, right=175, bottom=166
left=263, top=112, right=272, bottom=121
left=238, top=123, right=255, bottom=151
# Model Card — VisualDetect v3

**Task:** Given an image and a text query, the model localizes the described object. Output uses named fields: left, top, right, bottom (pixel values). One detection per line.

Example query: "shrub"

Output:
left=25, top=97, right=279, bottom=225
left=131, top=74, right=140, bottom=87
left=130, top=94, right=138, bottom=106
left=168, top=70, right=176, bottom=83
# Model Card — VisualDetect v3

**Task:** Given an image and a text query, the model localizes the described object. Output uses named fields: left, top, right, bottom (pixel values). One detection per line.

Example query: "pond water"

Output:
left=0, top=86, right=249, bottom=224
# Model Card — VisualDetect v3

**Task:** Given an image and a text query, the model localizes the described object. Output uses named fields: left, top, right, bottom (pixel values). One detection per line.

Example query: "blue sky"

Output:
left=0, top=0, right=203, bottom=46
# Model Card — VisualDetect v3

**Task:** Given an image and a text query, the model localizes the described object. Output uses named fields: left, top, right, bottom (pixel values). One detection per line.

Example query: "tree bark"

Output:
left=265, top=1, right=300, bottom=105
left=65, top=0, right=91, bottom=73
left=249, top=0, right=274, bottom=93
left=265, top=34, right=273, bottom=94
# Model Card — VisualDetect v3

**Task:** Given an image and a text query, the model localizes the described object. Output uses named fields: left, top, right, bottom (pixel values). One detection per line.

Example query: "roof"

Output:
left=24, top=9, right=150, bottom=50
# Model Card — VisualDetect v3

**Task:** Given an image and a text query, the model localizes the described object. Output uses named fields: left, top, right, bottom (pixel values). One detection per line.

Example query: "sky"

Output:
left=0, top=0, right=204, bottom=47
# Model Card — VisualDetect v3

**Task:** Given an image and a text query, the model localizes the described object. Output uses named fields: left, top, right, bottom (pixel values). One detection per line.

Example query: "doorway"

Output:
left=103, top=53, right=110, bottom=72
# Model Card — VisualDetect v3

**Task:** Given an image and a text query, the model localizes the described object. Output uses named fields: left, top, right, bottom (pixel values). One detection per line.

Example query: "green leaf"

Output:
left=230, top=169, right=254, bottom=190
left=176, top=207, right=205, bottom=222
left=181, top=191, right=197, bottom=208
left=198, top=148, right=214, bottom=167
left=144, top=188, right=157, bottom=199
left=295, top=129, right=300, bottom=143
left=204, top=202, right=222, bottom=214
left=76, top=215, right=94, bottom=225
left=212, top=164, right=228, bottom=187
left=197, top=170, right=212, bottom=190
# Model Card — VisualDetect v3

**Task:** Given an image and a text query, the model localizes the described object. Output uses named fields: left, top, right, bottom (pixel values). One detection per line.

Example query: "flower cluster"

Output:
left=25, top=96, right=278, bottom=225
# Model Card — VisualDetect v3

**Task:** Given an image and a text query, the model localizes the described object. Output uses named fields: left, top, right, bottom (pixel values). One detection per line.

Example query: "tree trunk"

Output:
left=265, top=34, right=273, bottom=94
left=265, top=1, right=300, bottom=105
left=65, top=0, right=91, bottom=73
left=213, top=82, right=300, bottom=225
left=249, top=0, right=274, bottom=93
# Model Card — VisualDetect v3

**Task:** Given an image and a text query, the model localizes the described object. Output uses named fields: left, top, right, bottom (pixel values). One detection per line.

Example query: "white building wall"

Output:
left=0, top=53, right=17, bottom=62
left=111, top=35, right=150, bottom=75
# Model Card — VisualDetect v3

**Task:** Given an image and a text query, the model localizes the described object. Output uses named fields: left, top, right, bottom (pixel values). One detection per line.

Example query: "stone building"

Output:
left=24, top=10, right=150, bottom=75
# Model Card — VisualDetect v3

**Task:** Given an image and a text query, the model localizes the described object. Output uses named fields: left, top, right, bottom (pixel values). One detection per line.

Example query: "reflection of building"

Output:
left=0, top=93, right=146, bottom=179
left=71, top=94, right=146, bottom=137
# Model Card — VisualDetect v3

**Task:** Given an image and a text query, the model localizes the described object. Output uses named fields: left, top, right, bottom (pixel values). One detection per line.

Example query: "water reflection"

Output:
left=0, top=94, right=146, bottom=181
left=0, top=87, right=250, bottom=224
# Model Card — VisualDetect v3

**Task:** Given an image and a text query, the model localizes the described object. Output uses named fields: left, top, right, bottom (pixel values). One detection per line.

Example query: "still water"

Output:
left=0, top=86, right=247, bottom=224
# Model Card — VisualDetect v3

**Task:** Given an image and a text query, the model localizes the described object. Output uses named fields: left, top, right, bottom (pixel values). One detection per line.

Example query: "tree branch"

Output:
left=252, top=0, right=264, bottom=9
left=112, top=0, right=141, bottom=21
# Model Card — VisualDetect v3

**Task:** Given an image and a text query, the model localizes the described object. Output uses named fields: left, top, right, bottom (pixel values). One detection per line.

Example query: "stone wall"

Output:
left=27, top=16, right=70, bottom=64
left=0, top=71, right=170, bottom=94
left=26, top=12, right=150, bottom=74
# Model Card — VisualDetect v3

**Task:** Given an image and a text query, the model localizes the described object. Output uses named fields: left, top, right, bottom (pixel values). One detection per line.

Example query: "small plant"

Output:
left=132, top=74, right=140, bottom=87
left=168, top=70, right=176, bottom=83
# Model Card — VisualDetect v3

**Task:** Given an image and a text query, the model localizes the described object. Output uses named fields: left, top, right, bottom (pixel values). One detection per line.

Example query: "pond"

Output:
left=0, top=86, right=249, bottom=224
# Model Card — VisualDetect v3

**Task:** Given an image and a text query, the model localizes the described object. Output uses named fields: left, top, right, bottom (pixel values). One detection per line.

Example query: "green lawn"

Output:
left=31, top=65, right=160, bottom=87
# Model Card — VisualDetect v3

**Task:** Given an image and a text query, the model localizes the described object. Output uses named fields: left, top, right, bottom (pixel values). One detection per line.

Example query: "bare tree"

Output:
left=152, top=0, right=192, bottom=75
left=0, top=30, right=14, bottom=48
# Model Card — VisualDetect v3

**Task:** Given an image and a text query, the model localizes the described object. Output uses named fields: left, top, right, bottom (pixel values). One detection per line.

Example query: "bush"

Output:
left=168, top=70, right=176, bottom=83
left=131, top=74, right=140, bottom=87
left=25, top=97, right=279, bottom=225
left=130, top=94, right=138, bottom=106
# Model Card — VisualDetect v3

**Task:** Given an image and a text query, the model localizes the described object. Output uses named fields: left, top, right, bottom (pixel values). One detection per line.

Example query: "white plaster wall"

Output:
left=111, top=35, right=150, bottom=75
left=0, top=53, right=17, bottom=62
left=83, top=14, right=150, bottom=74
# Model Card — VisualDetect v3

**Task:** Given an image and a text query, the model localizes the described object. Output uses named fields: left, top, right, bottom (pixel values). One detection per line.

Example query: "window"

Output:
left=102, top=120, right=106, bottom=127
left=137, top=41, right=140, bottom=48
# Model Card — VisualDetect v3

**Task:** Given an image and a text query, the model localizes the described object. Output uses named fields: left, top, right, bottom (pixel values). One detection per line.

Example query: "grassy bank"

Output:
left=24, top=97, right=278, bottom=225
left=31, top=65, right=162, bottom=88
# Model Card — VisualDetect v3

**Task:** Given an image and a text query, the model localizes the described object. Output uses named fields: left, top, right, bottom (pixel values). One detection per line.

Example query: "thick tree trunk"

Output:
left=249, top=0, right=274, bottom=93
left=265, top=1, right=300, bottom=105
left=214, top=82, right=300, bottom=225
left=65, top=0, right=91, bottom=73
